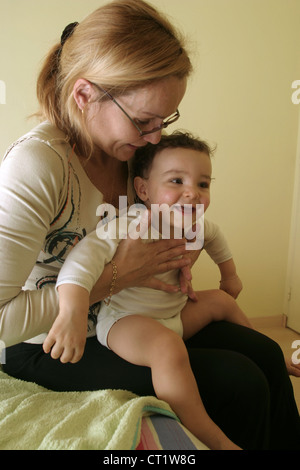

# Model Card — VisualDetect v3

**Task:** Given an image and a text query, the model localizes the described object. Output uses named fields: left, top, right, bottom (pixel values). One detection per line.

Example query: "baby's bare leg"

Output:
left=181, top=289, right=252, bottom=341
left=107, top=314, right=241, bottom=450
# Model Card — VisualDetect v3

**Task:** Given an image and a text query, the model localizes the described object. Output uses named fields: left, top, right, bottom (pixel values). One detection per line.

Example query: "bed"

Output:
left=0, top=361, right=208, bottom=451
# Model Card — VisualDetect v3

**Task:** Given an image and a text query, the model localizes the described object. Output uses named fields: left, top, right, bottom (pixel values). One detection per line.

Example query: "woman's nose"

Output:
left=142, top=130, right=162, bottom=145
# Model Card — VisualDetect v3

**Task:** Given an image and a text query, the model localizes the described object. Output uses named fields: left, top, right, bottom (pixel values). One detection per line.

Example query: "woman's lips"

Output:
left=128, top=143, right=146, bottom=149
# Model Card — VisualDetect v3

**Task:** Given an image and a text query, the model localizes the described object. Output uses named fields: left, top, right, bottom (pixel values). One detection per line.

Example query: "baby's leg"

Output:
left=181, top=289, right=252, bottom=341
left=107, top=314, right=240, bottom=450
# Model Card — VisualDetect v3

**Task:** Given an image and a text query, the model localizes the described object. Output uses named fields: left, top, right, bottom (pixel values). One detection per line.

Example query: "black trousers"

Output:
left=3, top=321, right=300, bottom=450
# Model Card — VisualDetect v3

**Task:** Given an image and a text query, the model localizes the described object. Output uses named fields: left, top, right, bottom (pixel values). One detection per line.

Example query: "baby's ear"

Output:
left=133, top=176, right=149, bottom=203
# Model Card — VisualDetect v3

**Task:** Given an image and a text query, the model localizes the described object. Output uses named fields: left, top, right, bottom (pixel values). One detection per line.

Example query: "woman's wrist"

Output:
left=103, top=261, right=117, bottom=306
left=89, top=260, right=122, bottom=305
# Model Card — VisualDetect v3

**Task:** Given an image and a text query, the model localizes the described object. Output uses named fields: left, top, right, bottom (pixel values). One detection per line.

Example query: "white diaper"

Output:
left=96, top=309, right=183, bottom=349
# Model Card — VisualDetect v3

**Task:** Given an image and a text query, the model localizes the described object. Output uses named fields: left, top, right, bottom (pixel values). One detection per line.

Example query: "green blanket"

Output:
left=0, top=369, right=177, bottom=450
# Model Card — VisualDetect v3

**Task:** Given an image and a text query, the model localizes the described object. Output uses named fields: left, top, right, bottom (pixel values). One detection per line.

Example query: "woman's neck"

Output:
left=79, top=149, right=128, bottom=208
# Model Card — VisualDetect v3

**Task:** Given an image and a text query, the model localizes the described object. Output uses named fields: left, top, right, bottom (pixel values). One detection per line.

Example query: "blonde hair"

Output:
left=36, top=0, right=192, bottom=157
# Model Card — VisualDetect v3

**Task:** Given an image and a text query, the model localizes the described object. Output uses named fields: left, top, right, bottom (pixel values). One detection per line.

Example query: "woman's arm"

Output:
left=0, top=139, right=65, bottom=346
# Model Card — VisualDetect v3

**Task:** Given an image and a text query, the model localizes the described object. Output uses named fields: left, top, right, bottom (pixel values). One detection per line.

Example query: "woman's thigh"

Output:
left=3, top=322, right=271, bottom=394
left=185, top=321, right=286, bottom=384
left=3, top=338, right=154, bottom=394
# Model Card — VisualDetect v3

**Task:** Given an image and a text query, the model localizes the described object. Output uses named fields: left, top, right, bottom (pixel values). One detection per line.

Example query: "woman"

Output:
left=0, top=0, right=299, bottom=450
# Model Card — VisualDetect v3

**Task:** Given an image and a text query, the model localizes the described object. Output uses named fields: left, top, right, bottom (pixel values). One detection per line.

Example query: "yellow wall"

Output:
left=1, top=0, right=300, bottom=318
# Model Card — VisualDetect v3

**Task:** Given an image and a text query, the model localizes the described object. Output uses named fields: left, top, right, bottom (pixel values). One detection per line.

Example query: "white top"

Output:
left=0, top=122, right=104, bottom=345
left=57, top=214, right=232, bottom=320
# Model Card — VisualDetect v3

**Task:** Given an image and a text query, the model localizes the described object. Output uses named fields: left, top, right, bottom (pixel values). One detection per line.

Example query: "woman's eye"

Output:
left=135, top=119, right=151, bottom=126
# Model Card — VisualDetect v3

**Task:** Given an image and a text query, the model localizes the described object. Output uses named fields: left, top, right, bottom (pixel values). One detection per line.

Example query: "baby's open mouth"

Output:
left=173, top=204, right=196, bottom=215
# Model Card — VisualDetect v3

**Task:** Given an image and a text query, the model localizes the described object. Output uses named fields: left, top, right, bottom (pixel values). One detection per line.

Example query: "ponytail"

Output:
left=36, top=43, right=62, bottom=128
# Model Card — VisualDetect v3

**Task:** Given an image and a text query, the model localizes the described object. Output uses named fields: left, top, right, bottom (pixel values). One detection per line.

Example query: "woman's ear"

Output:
left=73, top=79, right=95, bottom=112
left=134, top=176, right=149, bottom=203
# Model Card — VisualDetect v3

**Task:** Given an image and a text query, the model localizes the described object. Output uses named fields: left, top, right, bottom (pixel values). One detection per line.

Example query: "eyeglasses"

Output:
left=90, top=82, right=180, bottom=137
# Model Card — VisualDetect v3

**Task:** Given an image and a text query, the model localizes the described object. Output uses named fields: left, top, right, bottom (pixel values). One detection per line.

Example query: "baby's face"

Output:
left=134, top=146, right=212, bottom=234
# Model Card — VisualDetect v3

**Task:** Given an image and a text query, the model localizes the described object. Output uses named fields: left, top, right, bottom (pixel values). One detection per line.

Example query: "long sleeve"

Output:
left=0, top=122, right=104, bottom=346
left=0, top=137, right=66, bottom=346
left=56, top=220, right=121, bottom=293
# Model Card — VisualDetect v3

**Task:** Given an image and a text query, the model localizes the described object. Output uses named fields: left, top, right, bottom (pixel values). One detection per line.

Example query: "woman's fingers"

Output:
left=154, top=251, right=191, bottom=273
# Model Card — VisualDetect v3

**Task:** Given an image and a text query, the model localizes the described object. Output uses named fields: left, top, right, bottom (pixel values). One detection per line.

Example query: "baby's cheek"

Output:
left=202, top=196, right=210, bottom=211
left=160, top=190, right=178, bottom=206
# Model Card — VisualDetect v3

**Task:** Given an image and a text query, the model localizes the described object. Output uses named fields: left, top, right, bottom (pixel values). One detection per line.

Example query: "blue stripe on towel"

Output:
left=150, top=415, right=197, bottom=450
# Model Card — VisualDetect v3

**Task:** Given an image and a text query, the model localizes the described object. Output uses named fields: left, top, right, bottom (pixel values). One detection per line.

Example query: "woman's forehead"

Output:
left=121, top=77, right=186, bottom=117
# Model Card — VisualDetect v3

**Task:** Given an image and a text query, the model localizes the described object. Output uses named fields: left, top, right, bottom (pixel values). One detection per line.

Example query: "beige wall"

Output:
left=1, top=0, right=300, bottom=318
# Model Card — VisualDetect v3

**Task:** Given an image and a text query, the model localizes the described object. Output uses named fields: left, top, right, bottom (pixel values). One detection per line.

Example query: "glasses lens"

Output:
left=165, top=110, right=180, bottom=125
left=140, top=110, right=180, bottom=136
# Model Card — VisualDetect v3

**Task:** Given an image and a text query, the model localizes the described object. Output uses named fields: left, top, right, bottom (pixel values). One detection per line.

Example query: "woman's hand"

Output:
left=114, top=235, right=191, bottom=292
left=178, top=249, right=201, bottom=301
left=89, top=235, right=192, bottom=305
left=90, top=209, right=194, bottom=304
left=112, top=208, right=193, bottom=292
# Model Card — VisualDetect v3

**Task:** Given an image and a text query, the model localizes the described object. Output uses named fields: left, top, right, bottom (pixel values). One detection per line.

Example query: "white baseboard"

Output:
left=250, top=314, right=286, bottom=329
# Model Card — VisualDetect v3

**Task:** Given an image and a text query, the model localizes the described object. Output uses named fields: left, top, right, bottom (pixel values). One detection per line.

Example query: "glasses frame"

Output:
left=90, top=82, right=180, bottom=137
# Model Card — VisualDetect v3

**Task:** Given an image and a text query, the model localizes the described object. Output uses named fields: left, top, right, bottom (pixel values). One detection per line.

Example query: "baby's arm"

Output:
left=203, top=220, right=243, bottom=298
left=218, top=258, right=243, bottom=299
left=43, top=224, right=119, bottom=362
left=43, top=284, right=90, bottom=363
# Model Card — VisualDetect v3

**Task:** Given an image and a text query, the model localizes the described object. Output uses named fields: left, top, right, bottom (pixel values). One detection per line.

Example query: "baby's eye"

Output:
left=171, top=177, right=183, bottom=184
left=199, top=181, right=210, bottom=188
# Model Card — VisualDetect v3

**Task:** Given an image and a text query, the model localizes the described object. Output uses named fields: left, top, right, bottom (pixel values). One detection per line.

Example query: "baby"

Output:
left=44, top=131, right=251, bottom=450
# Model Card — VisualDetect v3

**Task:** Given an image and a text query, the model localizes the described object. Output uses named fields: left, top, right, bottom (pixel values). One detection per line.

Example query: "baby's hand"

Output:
left=43, top=309, right=87, bottom=363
